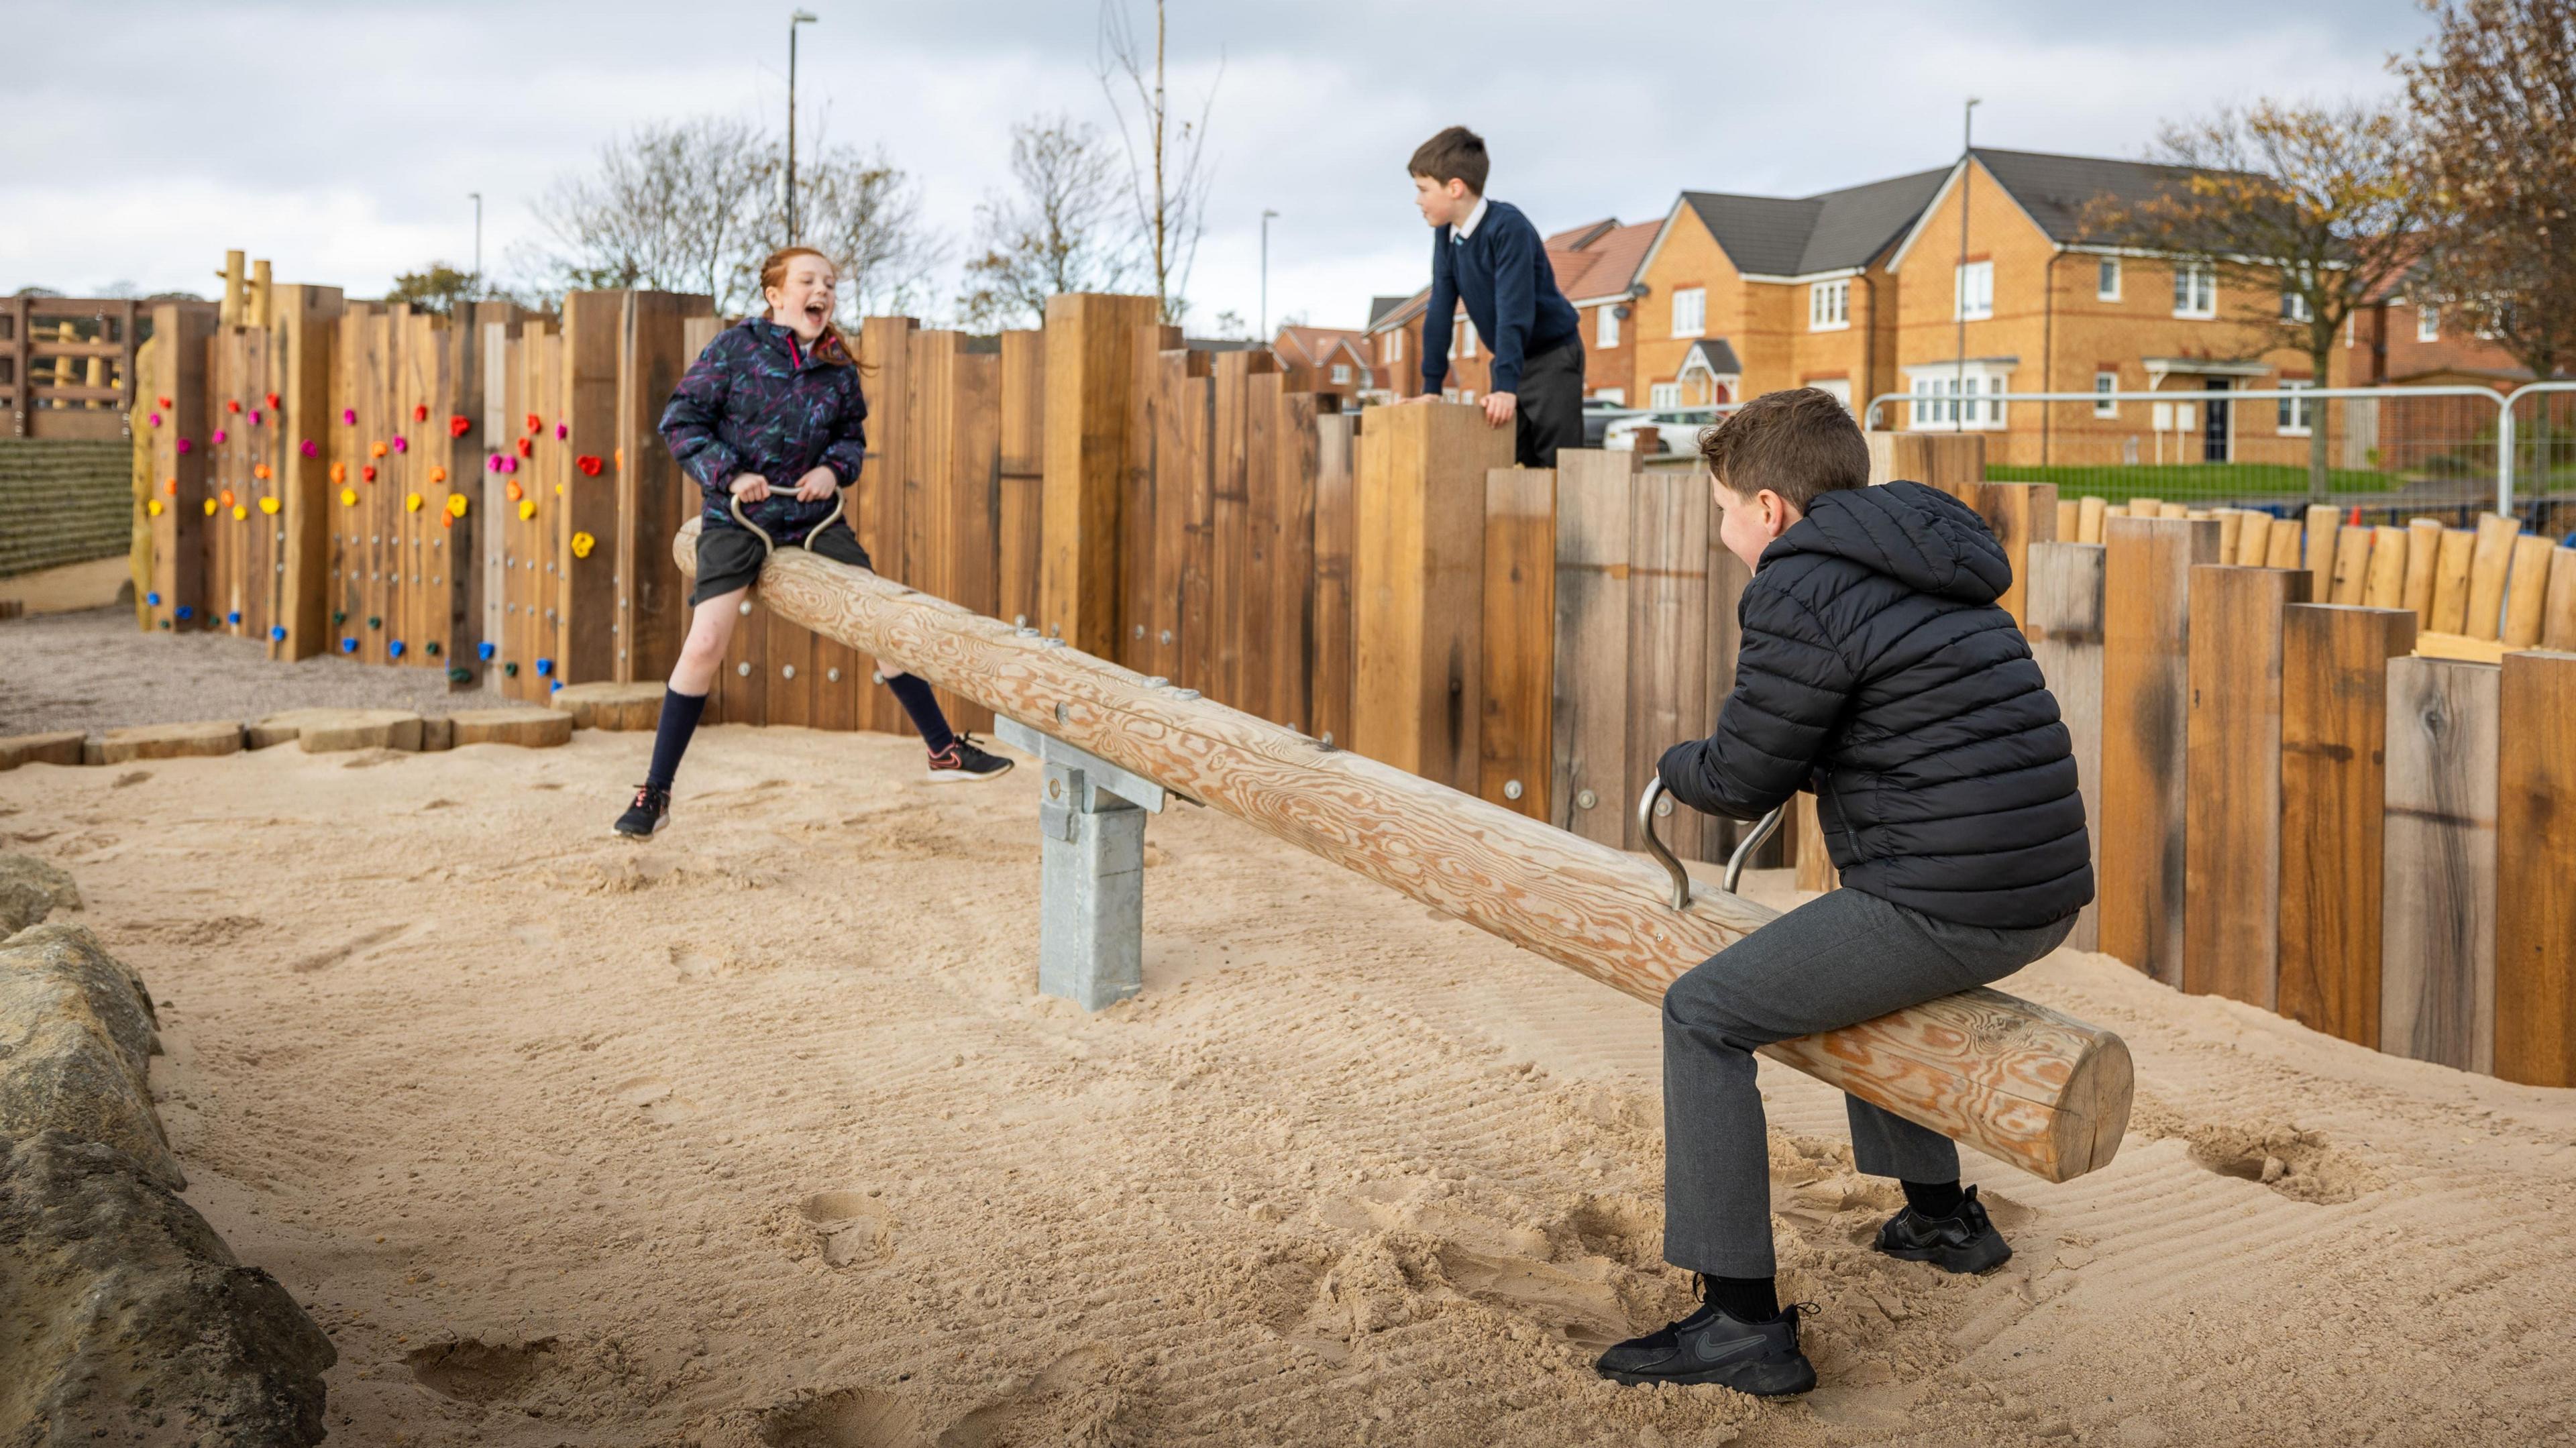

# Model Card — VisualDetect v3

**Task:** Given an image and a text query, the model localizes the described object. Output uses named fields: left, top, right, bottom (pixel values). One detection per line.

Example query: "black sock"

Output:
left=645, top=687, right=708, bottom=789
left=884, top=673, right=955, bottom=754
left=1702, top=1274, right=1778, bottom=1323
left=1902, top=1179, right=1966, bottom=1219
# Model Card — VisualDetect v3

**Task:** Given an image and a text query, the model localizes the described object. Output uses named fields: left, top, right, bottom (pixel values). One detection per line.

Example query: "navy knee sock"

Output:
left=1704, top=1274, right=1779, bottom=1323
left=645, top=687, right=708, bottom=789
left=884, top=673, right=955, bottom=754
left=1902, top=1179, right=1965, bottom=1220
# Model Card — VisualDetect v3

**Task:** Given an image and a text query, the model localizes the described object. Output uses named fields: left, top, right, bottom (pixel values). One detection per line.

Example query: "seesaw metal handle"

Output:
left=1638, top=775, right=1784, bottom=911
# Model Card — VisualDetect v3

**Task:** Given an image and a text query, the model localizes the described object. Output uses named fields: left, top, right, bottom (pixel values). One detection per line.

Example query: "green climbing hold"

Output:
left=368, top=616, right=381, bottom=629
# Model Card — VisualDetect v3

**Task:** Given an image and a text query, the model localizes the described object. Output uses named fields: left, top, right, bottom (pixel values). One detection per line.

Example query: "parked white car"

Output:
left=1603, top=407, right=1725, bottom=454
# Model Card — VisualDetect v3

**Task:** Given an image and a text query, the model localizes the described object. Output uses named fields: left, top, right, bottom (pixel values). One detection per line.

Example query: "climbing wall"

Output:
left=480, top=319, right=568, bottom=703
left=197, top=324, right=288, bottom=643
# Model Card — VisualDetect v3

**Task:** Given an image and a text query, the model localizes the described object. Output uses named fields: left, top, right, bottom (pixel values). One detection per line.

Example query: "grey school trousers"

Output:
left=1661, top=886, right=2074, bottom=1278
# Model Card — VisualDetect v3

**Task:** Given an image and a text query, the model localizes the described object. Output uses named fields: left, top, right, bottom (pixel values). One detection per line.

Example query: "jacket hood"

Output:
left=1763, top=480, right=2008, bottom=603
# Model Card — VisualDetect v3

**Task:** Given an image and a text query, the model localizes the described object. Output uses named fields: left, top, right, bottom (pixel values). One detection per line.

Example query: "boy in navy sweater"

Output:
left=1407, top=126, right=1585, bottom=467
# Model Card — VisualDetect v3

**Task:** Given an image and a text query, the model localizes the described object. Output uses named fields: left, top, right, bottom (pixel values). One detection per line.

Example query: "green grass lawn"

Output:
left=1981, top=461, right=2402, bottom=504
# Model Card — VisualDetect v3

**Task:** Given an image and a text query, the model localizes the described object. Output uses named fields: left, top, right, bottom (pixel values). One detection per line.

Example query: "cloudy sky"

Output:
left=5, top=0, right=2434, bottom=333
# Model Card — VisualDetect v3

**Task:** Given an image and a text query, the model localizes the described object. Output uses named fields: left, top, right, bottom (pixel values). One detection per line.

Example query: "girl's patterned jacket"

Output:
left=659, top=315, right=868, bottom=545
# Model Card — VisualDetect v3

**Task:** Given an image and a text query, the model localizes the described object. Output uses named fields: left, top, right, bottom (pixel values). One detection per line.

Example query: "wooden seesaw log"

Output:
left=675, top=519, right=2133, bottom=1183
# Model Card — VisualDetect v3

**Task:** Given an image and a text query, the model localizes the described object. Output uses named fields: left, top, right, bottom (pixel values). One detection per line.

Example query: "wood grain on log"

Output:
left=674, top=518, right=2133, bottom=1183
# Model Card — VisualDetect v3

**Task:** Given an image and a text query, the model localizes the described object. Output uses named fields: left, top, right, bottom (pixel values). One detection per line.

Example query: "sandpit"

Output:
left=3, top=728, right=2570, bottom=1446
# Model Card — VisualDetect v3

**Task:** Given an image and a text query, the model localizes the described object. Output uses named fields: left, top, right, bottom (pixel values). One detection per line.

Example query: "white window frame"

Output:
left=2277, top=380, right=2314, bottom=436
left=1649, top=381, right=1682, bottom=410
left=1597, top=306, right=1620, bottom=349
left=1954, top=260, right=1994, bottom=321
left=1383, top=331, right=1403, bottom=363
left=1330, top=363, right=1351, bottom=385
left=1808, top=378, right=1853, bottom=410
left=1458, top=317, right=1476, bottom=359
left=1808, top=279, right=1850, bottom=332
left=2282, top=290, right=2312, bottom=324
left=2345, top=311, right=2357, bottom=348
left=1671, top=286, right=1706, bottom=339
left=2418, top=305, right=2440, bottom=342
left=2094, top=371, right=2118, bottom=417
left=1903, top=363, right=2012, bottom=431
left=2096, top=258, right=2121, bottom=301
left=2174, top=262, right=2216, bottom=319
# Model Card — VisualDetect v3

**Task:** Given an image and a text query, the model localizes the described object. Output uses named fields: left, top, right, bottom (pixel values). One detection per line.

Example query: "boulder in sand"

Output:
left=277, top=709, right=423, bottom=754
left=0, top=924, right=180, bottom=1190
left=99, top=720, right=242, bottom=765
left=0, top=1131, right=336, bottom=1445
left=447, top=708, right=573, bottom=748
left=550, top=681, right=664, bottom=731
left=0, top=730, right=86, bottom=770
left=0, top=855, right=83, bottom=937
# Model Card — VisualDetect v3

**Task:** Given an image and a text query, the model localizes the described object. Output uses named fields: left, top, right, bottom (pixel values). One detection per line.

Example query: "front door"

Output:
left=2203, top=378, right=2231, bottom=463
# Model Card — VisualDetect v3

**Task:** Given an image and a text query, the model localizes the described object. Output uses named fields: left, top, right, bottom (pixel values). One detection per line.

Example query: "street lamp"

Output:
left=787, top=10, right=818, bottom=244
left=468, top=192, right=482, bottom=295
left=1260, top=208, right=1279, bottom=339
left=1954, top=97, right=1980, bottom=432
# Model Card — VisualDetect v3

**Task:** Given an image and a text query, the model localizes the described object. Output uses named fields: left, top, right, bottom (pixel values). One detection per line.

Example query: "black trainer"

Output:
left=1594, top=1281, right=1817, bottom=1396
left=926, top=734, right=1013, bottom=784
left=1873, top=1182, right=2012, bottom=1274
left=613, top=783, right=671, bottom=838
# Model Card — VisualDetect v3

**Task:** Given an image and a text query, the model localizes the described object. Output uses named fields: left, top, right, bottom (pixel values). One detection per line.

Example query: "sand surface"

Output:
left=3, top=728, right=2571, bottom=1447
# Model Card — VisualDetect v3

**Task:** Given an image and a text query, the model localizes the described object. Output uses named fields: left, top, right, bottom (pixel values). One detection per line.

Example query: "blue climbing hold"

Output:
left=269, top=625, right=285, bottom=643
left=477, top=641, right=496, bottom=661
left=341, top=638, right=357, bottom=654
left=227, top=610, right=241, bottom=625
left=146, top=591, right=161, bottom=606
left=176, top=606, right=193, bottom=621
left=535, top=657, right=554, bottom=677
left=549, top=680, right=563, bottom=693
left=388, top=640, right=406, bottom=659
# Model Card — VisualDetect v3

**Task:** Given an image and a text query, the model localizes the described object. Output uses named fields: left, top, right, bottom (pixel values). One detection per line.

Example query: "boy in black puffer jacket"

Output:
left=1594, top=388, right=2092, bottom=1397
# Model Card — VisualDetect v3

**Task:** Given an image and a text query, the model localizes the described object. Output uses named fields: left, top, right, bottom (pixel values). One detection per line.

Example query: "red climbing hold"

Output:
left=227, top=399, right=242, bottom=414
left=515, top=437, right=533, bottom=459
left=265, top=391, right=280, bottom=409
left=576, top=455, right=603, bottom=476
left=525, top=412, right=542, bottom=436
left=413, top=403, right=429, bottom=423
left=449, top=414, right=472, bottom=437
left=362, top=464, right=378, bottom=483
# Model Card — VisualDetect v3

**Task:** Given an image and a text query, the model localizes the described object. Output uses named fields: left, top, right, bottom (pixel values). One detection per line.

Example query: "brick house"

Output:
left=1627, top=167, right=1949, bottom=415
left=1881, top=148, right=2357, bottom=468
left=1269, top=325, right=1374, bottom=402
left=1362, top=219, right=1650, bottom=404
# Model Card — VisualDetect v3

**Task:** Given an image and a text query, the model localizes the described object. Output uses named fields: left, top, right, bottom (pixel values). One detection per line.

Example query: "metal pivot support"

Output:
left=995, top=716, right=1166, bottom=1011
left=1636, top=776, right=1785, bottom=908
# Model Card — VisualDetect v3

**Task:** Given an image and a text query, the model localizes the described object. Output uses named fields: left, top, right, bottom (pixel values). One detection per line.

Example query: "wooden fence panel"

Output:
left=275, top=286, right=342, bottom=661
left=2381, top=655, right=2498, bottom=1072
left=1480, top=466, right=1554, bottom=822
left=1972, top=480, right=2057, bottom=630
left=1309, top=410, right=1355, bottom=748
left=1237, top=365, right=1282, bottom=722
left=2183, top=565, right=2311, bottom=1008
left=1550, top=448, right=1633, bottom=847
left=997, top=329, right=1045, bottom=631
left=2025, top=541, right=2105, bottom=952
left=1628, top=466, right=1710, bottom=858
left=610, top=292, right=711, bottom=684
left=2099, top=515, right=2222, bottom=987
left=2495, top=650, right=2576, bottom=1087
left=1697, top=543, right=1752, bottom=865
left=2277, top=604, right=2416, bottom=1048
left=1039, top=294, right=1158, bottom=658
left=1146, top=347, right=1208, bottom=683
left=1351, top=401, right=1505, bottom=792
left=1271, top=392, right=1322, bottom=733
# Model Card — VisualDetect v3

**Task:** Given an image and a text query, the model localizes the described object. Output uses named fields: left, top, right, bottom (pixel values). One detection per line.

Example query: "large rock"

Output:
left=0, top=856, right=82, bottom=938
left=0, top=1132, right=335, bottom=1445
left=447, top=708, right=573, bottom=748
left=99, top=720, right=242, bottom=765
left=551, top=680, right=664, bottom=731
left=0, top=731, right=85, bottom=771
left=0, top=925, right=178, bottom=1190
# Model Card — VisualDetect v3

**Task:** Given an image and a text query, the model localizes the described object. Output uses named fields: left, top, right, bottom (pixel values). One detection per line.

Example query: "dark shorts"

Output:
left=691, top=518, right=873, bottom=605
left=1513, top=337, right=1586, bottom=469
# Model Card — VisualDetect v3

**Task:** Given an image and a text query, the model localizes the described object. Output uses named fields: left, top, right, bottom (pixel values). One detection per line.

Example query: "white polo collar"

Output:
left=1452, top=195, right=1489, bottom=241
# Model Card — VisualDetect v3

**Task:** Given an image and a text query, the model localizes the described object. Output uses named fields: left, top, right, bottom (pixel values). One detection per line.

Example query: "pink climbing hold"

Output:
left=300, top=439, right=319, bottom=458
left=147, top=412, right=162, bottom=428
left=211, top=429, right=227, bottom=445
left=486, top=455, right=503, bottom=473
left=392, top=435, right=409, bottom=453
left=341, top=408, right=356, bottom=425
left=555, top=423, right=568, bottom=440
left=176, top=438, right=193, bottom=454
left=249, top=409, right=263, bottom=425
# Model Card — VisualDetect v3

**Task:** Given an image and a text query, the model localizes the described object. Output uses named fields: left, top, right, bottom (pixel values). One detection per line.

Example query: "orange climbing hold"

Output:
left=429, top=465, right=447, bottom=484
left=329, top=462, right=346, bottom=484
left=370, top=441, right=388, bottom=459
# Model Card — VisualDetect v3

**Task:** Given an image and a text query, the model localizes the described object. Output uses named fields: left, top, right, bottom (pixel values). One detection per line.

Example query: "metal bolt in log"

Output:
left=674, top=519, right=2133, bottom=1184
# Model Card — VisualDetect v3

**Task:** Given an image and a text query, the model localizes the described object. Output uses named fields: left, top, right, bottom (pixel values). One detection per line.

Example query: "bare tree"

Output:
left=2086, top=100, right=2430, bottom=500
left=2399, top=0, right=2576, bottom=386
left=520, top=115, right=773, bottom=309
left=1097, top=0, right=1221, bottom=326
left=955, top=114, right=1136, bottom=330
left=755, top=142, right=949, bottom=322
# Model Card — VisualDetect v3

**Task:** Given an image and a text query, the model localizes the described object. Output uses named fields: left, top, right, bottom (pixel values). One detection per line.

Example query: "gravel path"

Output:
left=0, top=606, right=531, bottom=736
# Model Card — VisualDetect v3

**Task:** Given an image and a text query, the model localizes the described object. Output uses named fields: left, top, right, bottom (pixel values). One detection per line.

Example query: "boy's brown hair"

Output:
left=1407, top=126, right=1489, bottom=194
left=1696, top=388, right=1871, bottom=512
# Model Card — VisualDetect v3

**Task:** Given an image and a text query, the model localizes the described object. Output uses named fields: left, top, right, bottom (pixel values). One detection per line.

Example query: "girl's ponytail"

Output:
left=757, top=245, right=859, bottom=370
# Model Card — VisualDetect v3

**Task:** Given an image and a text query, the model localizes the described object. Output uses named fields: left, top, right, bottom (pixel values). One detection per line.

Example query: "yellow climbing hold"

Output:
left=518, top=498, right=537, bottom=520
left=446, top=492, right=468, bottom=518
left=259, top=496, right=280, bottom=515
left=406, top=492, right=425, bottom=512
left=571, top=531, right=596, bottom=559
left=341, top=487, right=358, bottom=507
left=231, top=504, right=248, bottom=520
left=203, top=498, right=217, bottom=516
left=147, top=499, right=163, bottom=516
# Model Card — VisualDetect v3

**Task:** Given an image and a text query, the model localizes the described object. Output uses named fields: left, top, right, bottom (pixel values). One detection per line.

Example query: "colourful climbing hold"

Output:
left=213, top=429, right=229, bottom=445
left=333, top=610, right=345, bottom=624
left=445, top=493, right=468, bottom=518
left=506, top=480, right=524, bottom=502
left=147, top=411, right=162, bottom=428
left=146, top=591, right=161, bottom=606
left=362, top=465, right=377, bottom=483
left=570, top=531, right=596, bottom=558
left=413, top=403, right=429, bottom=423
left=477, top=641, right=495, bottom=661
left=407, top=493, right=424, bottom=512
left=447, top=665, right=473, bottom=685
left=147, top=500, right=163, bottom=516
left=441, top=510, right=455, bottom=530
left=340, top=488, right=358, bottom=507
left=266, top=391, right=280, bottom=409
left=368, top=616, right=381, bottom=630
left=555, top=423, right=568, bottom=440
left=535, top=657, right=554, bottom=676
left=370, top=441, right=387, bottom=459
left=270, top=625, right=286, bottom=643
left=219, top=488, right=235, bottom=508
left=448, top=414, right=471, bottom=438
left=504, top=661, right=519, bottom=676
left=249, top=410, right=262, bottom=426
left=253, top=463, right=272, bottom=481
left=227, top=399, right=242, bottom=414
left=330, top=461, right=346, bottom=484
left=177, top=438, right=193, bottom=454
left=157, top=394, right=172, bottom=408
left=227, top=610, right=241, bottom=624
left=176, top=606, right=193, bottom=621
left=518, top=499, right=537, bottom=520
left=302, top=439, right=318, bottom=458
left=425, top=641, right=441, bottom=656
left=525, top=412, right=541, bottom=435
left=164, top=479, right=176, bottom=495
left=551, top=680, right=564, bottom=693
left=428, top=465, right=447, bottom=484
left=342, top=408, right=356, bottom=425
left=576, top=455, right=603, bottom=476
left=202, top=498, right=217, bottom=516
left=389, top=641, right=406, bottom=659
left=502, top=456, right=519, bottom=474
left=260, top=496, right=280, bottom=514
left=230, top=504, right=247, bottom=520
left=342, top=637, right=357, bottom=653
left=392, top=435, right=409, bottom=453
left=515, top=437, right=532, bottom=459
